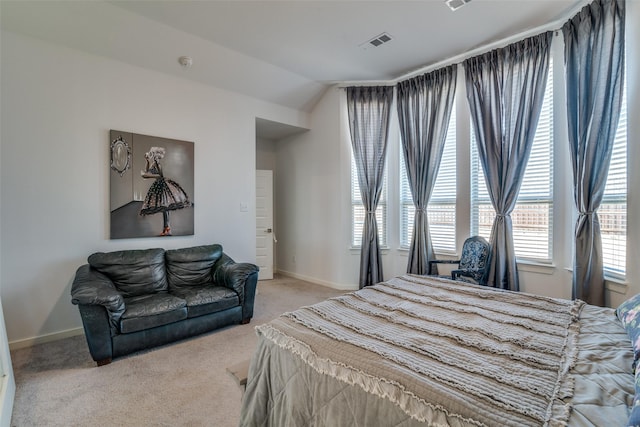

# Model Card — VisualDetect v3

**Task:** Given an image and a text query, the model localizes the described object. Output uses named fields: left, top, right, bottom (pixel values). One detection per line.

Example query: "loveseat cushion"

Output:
left=88, top=248, right=168, bottom=297
left=171, top=286, right=239, bottom=318
left=120, top=293, right=187, bottom=334
left=165, top=244, right=223, bottom=290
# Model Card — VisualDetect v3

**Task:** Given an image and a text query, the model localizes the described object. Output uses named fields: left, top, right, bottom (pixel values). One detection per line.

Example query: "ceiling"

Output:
left=2, top=0, right=586, bottom=116
left=256, top=118, right=309, bottom=141
left=111, top=0, right=584, bottom=83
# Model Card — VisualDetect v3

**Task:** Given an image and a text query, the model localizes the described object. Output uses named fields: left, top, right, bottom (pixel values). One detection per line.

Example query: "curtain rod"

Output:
left=336, top=0, right=591, bottom=88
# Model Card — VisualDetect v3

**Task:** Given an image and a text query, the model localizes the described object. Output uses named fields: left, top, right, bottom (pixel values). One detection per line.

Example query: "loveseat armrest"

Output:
left=214, top=257, right=259, bottom=301
left=71, top=264, right=125, bottom=329
left=213, top=254, right=259, bottom=322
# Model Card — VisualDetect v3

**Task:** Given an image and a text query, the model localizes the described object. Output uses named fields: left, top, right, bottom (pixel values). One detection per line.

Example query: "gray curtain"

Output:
left=346, top=86, right=394, bottom=288
left=396, top=66, right=457, bottom=275
left=464, top=32, right=552, bottom=291
left=563, top=0, right=625, bottom=306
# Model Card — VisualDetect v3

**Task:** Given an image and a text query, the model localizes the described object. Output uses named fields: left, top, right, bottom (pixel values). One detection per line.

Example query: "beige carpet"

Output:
left=10, top=275, right=345, bottom=426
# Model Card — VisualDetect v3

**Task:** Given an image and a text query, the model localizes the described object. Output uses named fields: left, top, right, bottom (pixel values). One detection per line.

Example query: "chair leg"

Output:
left=96, top=357, right=112, bottom=367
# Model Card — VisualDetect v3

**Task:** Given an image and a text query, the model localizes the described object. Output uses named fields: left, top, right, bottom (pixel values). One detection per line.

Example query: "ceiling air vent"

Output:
left=445, top=0, right=472, bottom=11
left=360, top=32, right=393, bottom=49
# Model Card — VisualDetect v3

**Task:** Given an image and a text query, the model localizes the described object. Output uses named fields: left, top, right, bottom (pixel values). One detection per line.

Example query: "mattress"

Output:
left=239, top=275, right=634, bottom=426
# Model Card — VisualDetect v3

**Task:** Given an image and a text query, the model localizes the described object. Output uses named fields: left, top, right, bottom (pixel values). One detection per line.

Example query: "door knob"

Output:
left=266, top=228, right=272, bottom=233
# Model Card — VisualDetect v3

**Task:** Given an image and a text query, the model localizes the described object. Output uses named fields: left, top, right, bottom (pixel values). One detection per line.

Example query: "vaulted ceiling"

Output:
left=2, top=0, right=587, bottom=112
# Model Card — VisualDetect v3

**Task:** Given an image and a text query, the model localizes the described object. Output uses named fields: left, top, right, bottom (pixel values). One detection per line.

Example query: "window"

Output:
left=351, top=154, right=387, bottom=247
left=601, top=80, right=627, bottom=278
left=470, top=61, right=554, bottom=262
left=400, top=102, right=456, bottom=253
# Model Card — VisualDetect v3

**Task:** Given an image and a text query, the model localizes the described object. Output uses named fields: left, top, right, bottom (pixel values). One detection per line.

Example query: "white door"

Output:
left=256, top=170, right=274, bottom=280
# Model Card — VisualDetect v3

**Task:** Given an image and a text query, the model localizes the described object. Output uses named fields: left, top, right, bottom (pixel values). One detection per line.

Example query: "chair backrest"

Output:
left=458, top=236, right=491, bottom=284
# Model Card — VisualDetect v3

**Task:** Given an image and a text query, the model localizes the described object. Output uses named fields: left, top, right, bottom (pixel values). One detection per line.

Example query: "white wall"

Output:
left=275, top=87, right=354, bottom=288
left=0, top=30, right=308, bottom=344
left=277, top=4, right=640, bottom=306
left=0, top=3, right=16, bottom=421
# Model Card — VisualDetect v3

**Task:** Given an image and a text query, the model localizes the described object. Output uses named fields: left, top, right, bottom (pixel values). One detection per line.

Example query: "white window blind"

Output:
left=351, top=154, right=387, bottom=248
left=400, top=102, right=456, bottom=253
left=601, top=79, right=627, bottom=277
left=470, top=61, right=554, bottom=262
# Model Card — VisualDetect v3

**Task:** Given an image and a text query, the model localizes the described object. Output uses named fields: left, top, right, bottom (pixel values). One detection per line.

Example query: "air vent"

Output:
left=445, top=0, right=472, bottom=11
left=360, top=32, right=393, bottom=49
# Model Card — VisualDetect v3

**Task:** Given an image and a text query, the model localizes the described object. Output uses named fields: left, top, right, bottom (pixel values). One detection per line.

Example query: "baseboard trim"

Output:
left=9, top=327, right=84, bottom=351
left=276, top=270, right=358, bottom=291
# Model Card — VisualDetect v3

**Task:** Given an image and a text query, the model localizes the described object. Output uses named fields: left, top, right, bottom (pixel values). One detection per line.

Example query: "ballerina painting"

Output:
left=109, top=130, right=194, bottom=239
left=140, top=146, right=193, bottom=236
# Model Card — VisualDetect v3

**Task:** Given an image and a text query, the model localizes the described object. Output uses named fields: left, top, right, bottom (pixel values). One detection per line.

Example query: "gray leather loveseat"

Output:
left=71, top=244, right=258, bottom=366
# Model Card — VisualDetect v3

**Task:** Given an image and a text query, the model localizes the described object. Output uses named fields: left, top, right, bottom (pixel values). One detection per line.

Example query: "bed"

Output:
left=239, top=275, right=636, bottom=426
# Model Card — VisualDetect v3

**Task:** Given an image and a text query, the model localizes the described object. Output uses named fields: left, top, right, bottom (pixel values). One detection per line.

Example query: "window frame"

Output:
left=351, top=153, right=388, bottom=249
left=399, top=100, right=457, bottom=254
left=600, top=76, right=627, bottom=279
left=470, top=60, right=554, bottom=264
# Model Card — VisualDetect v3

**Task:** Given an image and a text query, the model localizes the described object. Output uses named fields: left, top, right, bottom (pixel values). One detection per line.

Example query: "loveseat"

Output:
left=71, top=244, right=258, bottom=366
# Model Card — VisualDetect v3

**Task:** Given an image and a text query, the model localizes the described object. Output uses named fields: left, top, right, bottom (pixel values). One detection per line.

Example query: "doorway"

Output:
left=256, top=170, right=274, bottom=280
left=255, top=117, right=309, bottom=280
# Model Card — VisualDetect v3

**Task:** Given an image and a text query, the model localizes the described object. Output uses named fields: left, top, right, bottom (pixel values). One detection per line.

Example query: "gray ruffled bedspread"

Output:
left=240, top=275, right=634, bottom=426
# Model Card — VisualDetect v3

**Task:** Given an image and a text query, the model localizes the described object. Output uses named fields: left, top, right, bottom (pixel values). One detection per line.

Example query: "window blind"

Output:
left=601, top=79, right=627, bottom=277
left=400, top=102, right=457, bottom=253
left=471, top=61, right=554, bottom=262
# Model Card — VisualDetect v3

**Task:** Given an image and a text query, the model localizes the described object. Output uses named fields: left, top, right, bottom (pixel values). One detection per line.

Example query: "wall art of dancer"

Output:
left=140, top=146, right=193, bottom=236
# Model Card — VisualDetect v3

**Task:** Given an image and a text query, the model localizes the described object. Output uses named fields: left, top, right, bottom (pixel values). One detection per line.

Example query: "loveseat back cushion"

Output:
left=88, top=248, right=168, bottom=297
left=165, top=244, right=223, bottom=290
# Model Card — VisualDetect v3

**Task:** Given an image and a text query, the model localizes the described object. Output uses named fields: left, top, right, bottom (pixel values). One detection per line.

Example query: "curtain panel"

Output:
left=346, top=86, right=394, bottom=288
left=396, top=66, right=457, bottom=275
left=563, top=0, right=625, bottom=306
left=464, top=31, right=552, bottom=291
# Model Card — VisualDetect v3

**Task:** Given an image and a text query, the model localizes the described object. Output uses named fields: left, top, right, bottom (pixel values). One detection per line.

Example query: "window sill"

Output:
left=350, top=246, right=390, bottom=254
left=604, top=275, right=628, bottom=295
left=563, top=267, right=628, bottom=295
left=517, top=260, right=555, bottom=275
left=397, top=247, right=459, bottom=257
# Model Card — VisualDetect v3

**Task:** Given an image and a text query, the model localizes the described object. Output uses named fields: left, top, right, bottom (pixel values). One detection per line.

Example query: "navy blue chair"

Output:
left=428, top=236, right=491, bottom=286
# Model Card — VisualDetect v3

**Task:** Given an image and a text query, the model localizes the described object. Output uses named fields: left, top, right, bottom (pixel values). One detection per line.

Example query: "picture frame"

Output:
left=109, top=130, right=194, bottom=239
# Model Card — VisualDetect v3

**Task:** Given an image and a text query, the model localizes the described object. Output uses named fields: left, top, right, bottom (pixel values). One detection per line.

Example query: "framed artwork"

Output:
left=109, top=130, right=194, bottom=239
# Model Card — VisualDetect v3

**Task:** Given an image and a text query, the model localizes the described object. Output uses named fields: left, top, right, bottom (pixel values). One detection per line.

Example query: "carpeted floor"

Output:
left=9, top=275, right=345, bottom=426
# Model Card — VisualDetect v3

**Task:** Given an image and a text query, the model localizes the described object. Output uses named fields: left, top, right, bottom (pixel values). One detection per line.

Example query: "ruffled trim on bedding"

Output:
left=256, top=323, right=487, bottom=427
left=545, top=299, right=585, bottom=427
